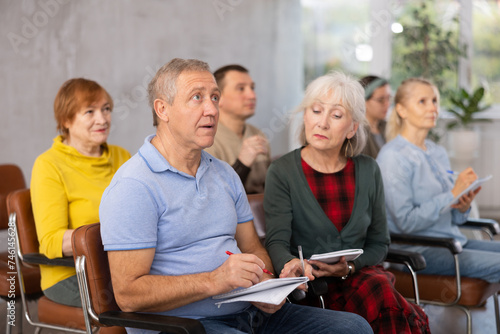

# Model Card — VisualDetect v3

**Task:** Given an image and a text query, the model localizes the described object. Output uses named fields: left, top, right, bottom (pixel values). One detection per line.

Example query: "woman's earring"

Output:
left=345, top=138, right=353, bottom=157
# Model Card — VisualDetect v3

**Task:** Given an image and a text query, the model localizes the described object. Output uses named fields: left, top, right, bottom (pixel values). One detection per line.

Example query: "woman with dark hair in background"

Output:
left=359, top=75, right=391, bottom=158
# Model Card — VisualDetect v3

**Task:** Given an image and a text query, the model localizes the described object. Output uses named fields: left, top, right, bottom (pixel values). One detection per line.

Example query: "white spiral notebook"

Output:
left=212, top=276, right=309, bottom=306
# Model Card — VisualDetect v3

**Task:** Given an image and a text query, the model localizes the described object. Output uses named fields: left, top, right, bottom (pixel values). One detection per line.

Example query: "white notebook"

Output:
left=440, top=175, right=492, bottom=214
left=309, top=249, right=363, bottom=264
left=212, top=276, right=309, bottom=306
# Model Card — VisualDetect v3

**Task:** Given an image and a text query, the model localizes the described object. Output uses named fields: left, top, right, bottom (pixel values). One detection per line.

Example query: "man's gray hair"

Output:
left=148, top=58, right=211, bottom=126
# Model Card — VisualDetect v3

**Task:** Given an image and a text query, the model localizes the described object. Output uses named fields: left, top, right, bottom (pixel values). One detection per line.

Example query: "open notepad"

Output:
left=309, top=249, right=363, bottom=264
left=212, top=276, right=309, bottom=306
left=440, top=175, right=492, bottom=214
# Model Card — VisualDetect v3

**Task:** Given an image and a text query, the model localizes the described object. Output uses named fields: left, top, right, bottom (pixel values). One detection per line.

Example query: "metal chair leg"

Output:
left=5, top=298, right=24, bottom=334
left=494, top=292, right=500, bottom=334
left=5, top=311, right=12, bottom=334
left=454, top=305, right=472, bottom=334
left=318, top=295, right=325, bottom=309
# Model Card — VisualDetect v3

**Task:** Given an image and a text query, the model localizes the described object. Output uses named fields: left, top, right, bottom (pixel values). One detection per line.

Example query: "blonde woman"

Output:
left=377, top=78, right=500, bottom=283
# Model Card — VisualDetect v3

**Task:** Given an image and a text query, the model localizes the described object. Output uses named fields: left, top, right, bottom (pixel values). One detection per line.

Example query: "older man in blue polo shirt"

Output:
left=99, top=58, right=372, bottom=334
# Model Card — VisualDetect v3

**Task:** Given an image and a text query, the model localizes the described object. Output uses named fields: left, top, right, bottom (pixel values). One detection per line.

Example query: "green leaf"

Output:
left=446, top=121, right=459, bottom=130
left=471, top=87, right=485, bottom=105
left=460, top=88, right=469, bottom=99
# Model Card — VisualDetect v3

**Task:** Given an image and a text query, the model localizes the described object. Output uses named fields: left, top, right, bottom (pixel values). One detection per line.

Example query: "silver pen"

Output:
left=298, top=245, right=308, bottom=289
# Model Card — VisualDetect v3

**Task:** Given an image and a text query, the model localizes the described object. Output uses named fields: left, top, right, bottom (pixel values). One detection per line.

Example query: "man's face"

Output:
left=165, top=70, right=220, bottom=151
left=219, top=70, right=256, bottom=120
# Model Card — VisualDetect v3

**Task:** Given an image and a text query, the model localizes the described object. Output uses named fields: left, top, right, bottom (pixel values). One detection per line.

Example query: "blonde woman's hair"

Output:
left=295, top=71, right=367, bottom=156
left=386, top=77, right=440, bottom=141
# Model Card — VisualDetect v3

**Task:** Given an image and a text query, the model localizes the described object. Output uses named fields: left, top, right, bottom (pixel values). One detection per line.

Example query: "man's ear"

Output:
left=154, top=99, right=169, bottom=122
left=218, top=93, right=225, bottom=110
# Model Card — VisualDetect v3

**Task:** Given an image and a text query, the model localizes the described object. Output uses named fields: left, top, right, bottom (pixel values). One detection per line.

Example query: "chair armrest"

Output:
left=390, top=233, right=463, bottom=254
left=287, top=278, right=328, bottom=303
left=463, top=218, right=500, bottom=235
left=385, top=248, right=426, bottom=271
left=308, top=277, right=329, bottom=296
left=99, top=310, right=206, bottom=334
left=23, top=253, right=75, bottom=267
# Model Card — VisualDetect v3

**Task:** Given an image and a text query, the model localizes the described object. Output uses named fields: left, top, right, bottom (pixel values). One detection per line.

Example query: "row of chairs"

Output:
left=1, top=164, right=500, bottom=333
left=249, top=193, right=500, bottom=333
left=4, top=185, right=203, bottom=333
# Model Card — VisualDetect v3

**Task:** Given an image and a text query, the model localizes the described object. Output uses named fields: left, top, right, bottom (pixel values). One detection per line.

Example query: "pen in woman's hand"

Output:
left=225, top=251, right=274, bottom=276
left=298, top=245, right=308, bottom=289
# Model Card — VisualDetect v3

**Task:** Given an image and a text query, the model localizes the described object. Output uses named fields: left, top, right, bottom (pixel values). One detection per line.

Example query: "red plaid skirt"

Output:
left=301, top=265, right=430, bottom=334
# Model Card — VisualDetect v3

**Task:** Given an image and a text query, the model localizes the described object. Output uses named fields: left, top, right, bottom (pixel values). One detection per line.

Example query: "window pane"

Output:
left=472, top=1, right=500, bottom=104
left=302, top=0, right=371, bottom=86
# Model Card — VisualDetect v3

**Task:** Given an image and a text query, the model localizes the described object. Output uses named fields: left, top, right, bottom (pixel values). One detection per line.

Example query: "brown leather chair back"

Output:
left=0, top=164, right=26, bottom=229
left=6, top=189, right=40, bottom=255
left=247, top=193, right=266, bottom=244
left=391, top=269, right=500, bottom=306
left=72, top=223, right=120, bottom=316
left=6, top=188, right=90, bottom=331
left=3, top=188, right=41, bottom=297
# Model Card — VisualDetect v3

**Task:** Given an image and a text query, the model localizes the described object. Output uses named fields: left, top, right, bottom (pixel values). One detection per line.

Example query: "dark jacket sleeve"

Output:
left=264, top=157, right=297, bottom=272
left=354, top=157, right=390, bottom=269
left=232, top=159, right=251, bottom=185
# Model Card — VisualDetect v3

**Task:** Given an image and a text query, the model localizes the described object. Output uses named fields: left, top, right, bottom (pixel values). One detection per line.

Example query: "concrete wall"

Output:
left=0, top=0, right=303, bottom=183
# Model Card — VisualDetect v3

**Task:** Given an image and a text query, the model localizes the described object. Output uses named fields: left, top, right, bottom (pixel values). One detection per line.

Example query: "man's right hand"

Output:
left=238, top=135, right=268, bottom=167
left=212, top=253, right=286, bottom=314
left=210, top=253, right=266, bottom=294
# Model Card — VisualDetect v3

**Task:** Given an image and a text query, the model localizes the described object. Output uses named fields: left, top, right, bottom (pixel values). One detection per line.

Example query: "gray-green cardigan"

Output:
left=264, top=148, right=390, bottom=273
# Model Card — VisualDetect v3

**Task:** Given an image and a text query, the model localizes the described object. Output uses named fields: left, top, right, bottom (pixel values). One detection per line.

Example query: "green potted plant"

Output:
left=446, top=86, right=491, bottom=171
left=446, top=86, right=491, bottom=130
left=391, top=0, right=465, bottom=102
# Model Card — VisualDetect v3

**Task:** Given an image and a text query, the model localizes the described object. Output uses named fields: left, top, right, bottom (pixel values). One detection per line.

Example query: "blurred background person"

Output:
left=264, top=71, right=429, bottom=333
left=31, top=78, right=131, bottom=307
left=206, top=65, right=270, bottom=194
left=359, top=75, right=391, bottom=158
left=377, top=78, right=500, bottom=283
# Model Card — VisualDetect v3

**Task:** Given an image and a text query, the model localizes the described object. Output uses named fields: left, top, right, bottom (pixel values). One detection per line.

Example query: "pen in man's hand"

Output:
left=225, top=251, right=274, bottom=276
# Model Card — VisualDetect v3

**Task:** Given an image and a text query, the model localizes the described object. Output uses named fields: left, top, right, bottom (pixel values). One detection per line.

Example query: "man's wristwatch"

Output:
left=341, top=262, right=353, bottom=280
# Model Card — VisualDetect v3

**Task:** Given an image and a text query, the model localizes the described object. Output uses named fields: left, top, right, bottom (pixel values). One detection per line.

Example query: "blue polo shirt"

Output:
left=100, top=134, right=253, bottom=321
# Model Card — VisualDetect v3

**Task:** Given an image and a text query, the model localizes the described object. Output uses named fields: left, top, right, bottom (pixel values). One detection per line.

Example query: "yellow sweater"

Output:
left=31, top=136, right=131, bottom=290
